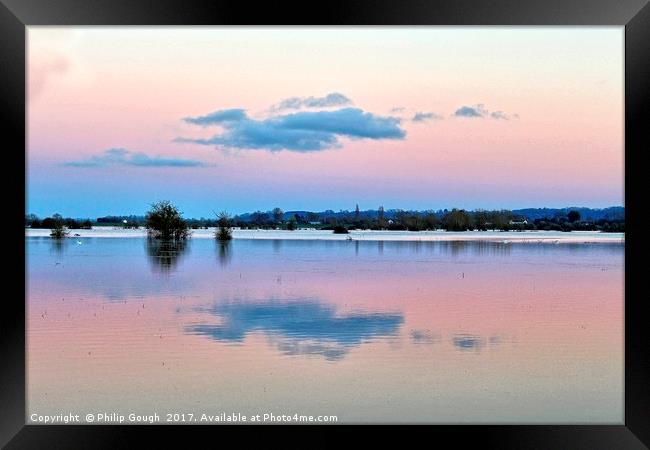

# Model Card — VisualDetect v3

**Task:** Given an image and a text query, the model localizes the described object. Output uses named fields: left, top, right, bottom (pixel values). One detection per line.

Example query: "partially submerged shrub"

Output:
left=215, top=211, right=233, bottom=241
left=145, top=201, right=189, bottom=240
left=332, top=225, right=349, bottom=234
left=50, top=226, right=68, bottom=238
left=49, top=214, right=68, bottom=239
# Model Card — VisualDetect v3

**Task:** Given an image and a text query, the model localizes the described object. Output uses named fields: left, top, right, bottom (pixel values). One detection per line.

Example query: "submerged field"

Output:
left=25, top=227, right=625, bottom=243
left=26, top=236, right=624, bottom=423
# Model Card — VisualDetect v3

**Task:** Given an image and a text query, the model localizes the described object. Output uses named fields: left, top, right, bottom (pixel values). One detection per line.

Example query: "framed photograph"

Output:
left=4, top=0, right=648, bottom=447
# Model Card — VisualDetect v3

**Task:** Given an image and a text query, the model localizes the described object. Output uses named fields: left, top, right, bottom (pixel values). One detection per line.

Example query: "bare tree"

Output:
left=49, top=213, right=68, bottom=239
left=215, top=211, right=233, bottom=241
left=145, top=201, right=189, bottom=240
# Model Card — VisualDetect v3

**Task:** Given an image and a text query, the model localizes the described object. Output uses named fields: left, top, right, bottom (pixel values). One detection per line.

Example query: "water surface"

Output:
left=26, top=237, right=623, bottom=423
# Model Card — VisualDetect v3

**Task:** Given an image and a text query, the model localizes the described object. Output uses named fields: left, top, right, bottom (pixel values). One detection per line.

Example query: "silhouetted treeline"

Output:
left=233, top=206, right=624, bottom=223
left=213, top=207, right=624, bottom=233
left=25, top=206, right=625, bottom=233
left=96, top=215, right=144, bottom=226
left=26, top=214, right=92, bottom=230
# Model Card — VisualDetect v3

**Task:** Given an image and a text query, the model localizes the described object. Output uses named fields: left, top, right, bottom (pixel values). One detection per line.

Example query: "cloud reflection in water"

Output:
left=185, top=299, right=404, bottom=361
left=452, top=333, right=501, bottom=351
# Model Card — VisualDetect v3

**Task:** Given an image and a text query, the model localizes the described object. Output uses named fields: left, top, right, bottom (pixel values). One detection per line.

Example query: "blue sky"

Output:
left=27, top=27, right=624, bottom=218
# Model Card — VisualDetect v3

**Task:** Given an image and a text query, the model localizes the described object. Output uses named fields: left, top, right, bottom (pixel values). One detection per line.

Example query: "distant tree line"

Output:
left=26, top=205, right=625, bottom=234
left=26, top=214, right=92, bottom=230
left=232, top=207, right=623, bottom=233
left=96, top=215, right=144, bottom=225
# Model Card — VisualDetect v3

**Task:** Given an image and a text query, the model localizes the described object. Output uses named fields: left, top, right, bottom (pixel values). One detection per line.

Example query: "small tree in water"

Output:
left=145, top=201, right=189, bottom=240
left=50, top=213, right=68, bottom=239
left=215, top=211, right=233, bottom=241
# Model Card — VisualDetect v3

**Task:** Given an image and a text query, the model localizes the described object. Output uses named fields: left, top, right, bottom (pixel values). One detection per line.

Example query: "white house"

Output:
left=508, top=219, right=528, bottom=225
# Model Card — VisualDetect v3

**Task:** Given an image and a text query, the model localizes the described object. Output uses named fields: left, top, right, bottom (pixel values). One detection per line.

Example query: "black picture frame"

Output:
left=3, top=0, right=648, bottom=447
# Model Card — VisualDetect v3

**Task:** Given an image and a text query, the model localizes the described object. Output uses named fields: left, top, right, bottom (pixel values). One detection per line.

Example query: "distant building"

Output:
left=309, top=221, right=321, bottom=225
left=509, top=219, right=528, bottom=225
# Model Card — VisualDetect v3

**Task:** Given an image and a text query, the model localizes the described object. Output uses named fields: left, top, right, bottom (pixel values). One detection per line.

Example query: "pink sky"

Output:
left=27, top=27, right=624, bottom=217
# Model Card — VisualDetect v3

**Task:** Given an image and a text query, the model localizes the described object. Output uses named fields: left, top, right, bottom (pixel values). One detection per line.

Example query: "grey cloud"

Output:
left=272, top=92, right=352, bottom=111
left=178, top=107, right=405, bottom=152
left=412, top=112, right=443, bottom=122
left=64, top=148, right=210, bottom=168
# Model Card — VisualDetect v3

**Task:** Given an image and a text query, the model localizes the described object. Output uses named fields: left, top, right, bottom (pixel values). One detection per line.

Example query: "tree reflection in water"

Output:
left=50, top=238, right=66, bottom=256
left=146, top=238, right=189, bottom=273
left=216, top=240, right=232, bottom=267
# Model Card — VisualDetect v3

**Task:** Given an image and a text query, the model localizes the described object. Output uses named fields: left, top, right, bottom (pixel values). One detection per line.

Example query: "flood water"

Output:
left=26, top=236, right=624, bottom=423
